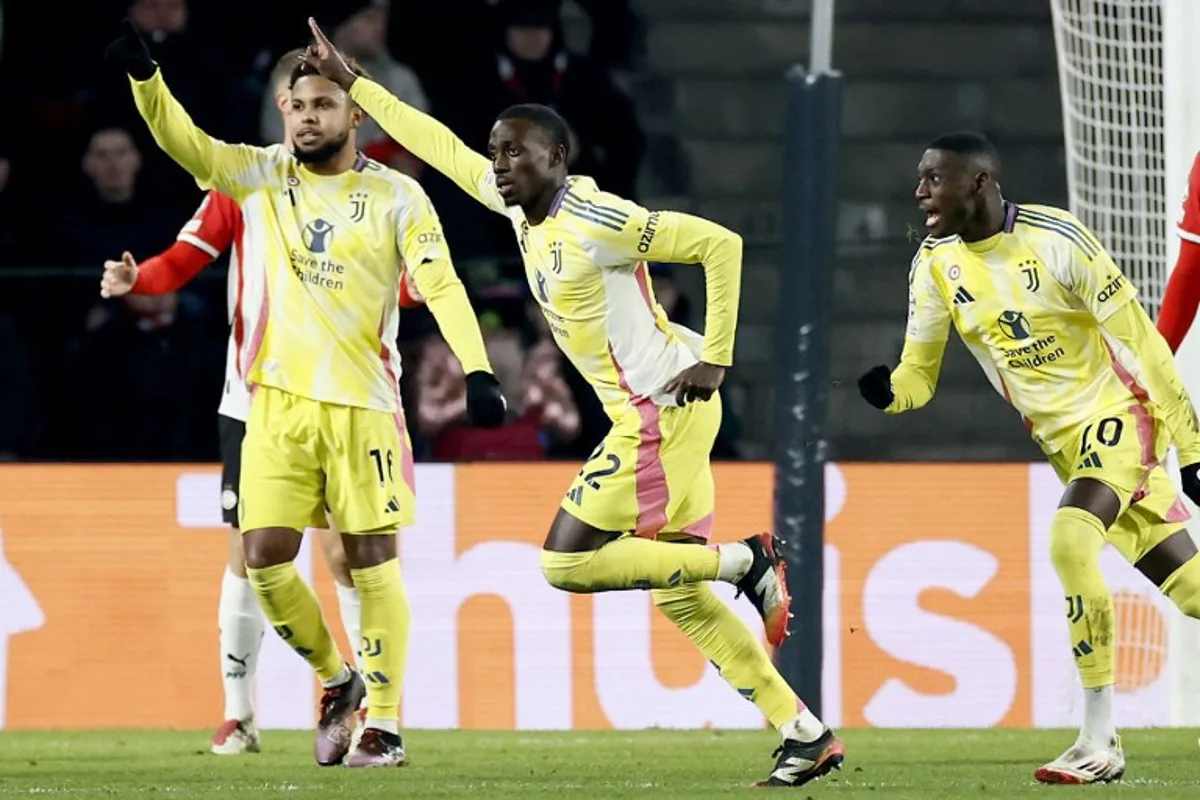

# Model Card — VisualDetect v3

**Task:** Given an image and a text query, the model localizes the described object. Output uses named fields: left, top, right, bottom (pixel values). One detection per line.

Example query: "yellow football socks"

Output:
left=351, top=559, right=411, bottom=726
left=540, top=538, right=721, bottom=592
left=246, top=562, right=343, bottom=682
left=1162, top=552, right=1200, bottom=618
left=1049, top=507, right=1114, bottom=689
left=653, top=584, right=798, bottom=727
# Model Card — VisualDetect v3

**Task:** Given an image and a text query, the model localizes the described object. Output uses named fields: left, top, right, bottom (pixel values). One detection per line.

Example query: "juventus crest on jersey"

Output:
left=906, top=203, right=1142, bottom=450
left=133, top=70, right=454, bottom=413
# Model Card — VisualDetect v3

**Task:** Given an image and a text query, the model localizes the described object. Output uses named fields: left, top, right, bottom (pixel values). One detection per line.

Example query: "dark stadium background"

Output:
left=0, top=0, right=1055, bottom=465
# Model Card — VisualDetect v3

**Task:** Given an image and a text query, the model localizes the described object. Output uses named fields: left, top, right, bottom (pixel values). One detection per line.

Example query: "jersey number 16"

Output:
left=369, top=447, right=395, bottom=486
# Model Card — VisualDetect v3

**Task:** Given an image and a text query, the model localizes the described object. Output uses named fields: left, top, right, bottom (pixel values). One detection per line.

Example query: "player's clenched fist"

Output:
left=464, top=371, right=508, bottom=427
left=857, top=365, right=894, bottom=410
left=1180, top=462, right=1200, bottom=507
left=665, top=361, right=725, bottom=406
left=104, top=19, right=156, bottom=80
left=100, top=251, right=139, bottom=298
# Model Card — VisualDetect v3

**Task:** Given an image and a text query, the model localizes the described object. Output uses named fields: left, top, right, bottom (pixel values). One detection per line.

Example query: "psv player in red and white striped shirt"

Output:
left=98, top=50, right=422, bottom=756
left=1159, top=152, right=1200, bottom=351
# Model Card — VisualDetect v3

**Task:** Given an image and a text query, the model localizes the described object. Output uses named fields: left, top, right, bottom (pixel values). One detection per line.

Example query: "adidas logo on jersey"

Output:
left=953, top=287, right=975, bottom=305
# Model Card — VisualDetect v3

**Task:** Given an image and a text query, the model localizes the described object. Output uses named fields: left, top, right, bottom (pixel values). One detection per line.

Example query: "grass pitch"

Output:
left=1, top=728, right=1198, bottom=798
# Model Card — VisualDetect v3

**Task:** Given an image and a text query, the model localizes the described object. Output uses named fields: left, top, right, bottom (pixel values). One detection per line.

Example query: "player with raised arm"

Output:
left=302, top=18, right=842, bottom=788
left=105, top=20, right=505, bottom=768
left=98, top=48, right=423, bottom=756
left=858, top=132, right=1200, bottom=784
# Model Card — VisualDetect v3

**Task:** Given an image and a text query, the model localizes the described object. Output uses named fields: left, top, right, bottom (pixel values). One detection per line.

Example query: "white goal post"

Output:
left=1050, top=0, right=1200, bottom=726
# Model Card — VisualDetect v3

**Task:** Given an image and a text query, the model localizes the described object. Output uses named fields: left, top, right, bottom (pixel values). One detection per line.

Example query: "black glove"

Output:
left=105, top=19, right=157, bottom=80
left=465, top=371, right=507, bottom=427
left=1181, top=462, right=1200, bottom=507
left=858, top=365, right=895, bottom=410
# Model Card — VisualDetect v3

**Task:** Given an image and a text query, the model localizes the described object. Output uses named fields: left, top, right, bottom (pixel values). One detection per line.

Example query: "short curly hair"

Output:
left=497, top=103, right=570, bottom=160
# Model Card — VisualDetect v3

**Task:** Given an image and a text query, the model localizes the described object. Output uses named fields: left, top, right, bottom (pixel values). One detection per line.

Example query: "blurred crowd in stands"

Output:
left=0, top=0, right=742, bottom=463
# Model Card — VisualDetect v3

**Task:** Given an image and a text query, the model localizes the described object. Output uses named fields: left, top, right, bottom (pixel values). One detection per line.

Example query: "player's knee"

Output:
left=1163, top=555, right=1200, bottom=619
left=1048, top=531, right=1094, bottom=576
left=242, top=538, right=276, bottom=571
left=543, top=507, right=614, bottom=553
left=540, top=549, right=592, bottom=593
left=339, top=529, right=397, bottom=571
left=1048, top=507, right=1106, bottom=577
left=242, top=527, right=303, bottom=570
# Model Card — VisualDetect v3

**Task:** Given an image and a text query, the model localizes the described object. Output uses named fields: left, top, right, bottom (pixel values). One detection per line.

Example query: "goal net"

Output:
left=1050, top=0, right=1166, bottom=317
left=1050, top=0, right=1200, bottom=727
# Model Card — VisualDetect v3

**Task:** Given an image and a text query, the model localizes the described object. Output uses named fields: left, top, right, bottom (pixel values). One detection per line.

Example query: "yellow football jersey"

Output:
left=347, top=79, right=743, bottom=420
left=131, top=71, right=458, bottom=413
left=900, top=202, right=1161, bottom=451
left=508, top=175, right=726, bottom=417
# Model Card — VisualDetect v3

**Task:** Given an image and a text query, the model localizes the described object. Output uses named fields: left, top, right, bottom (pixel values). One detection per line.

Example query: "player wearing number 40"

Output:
left=106, top=18, right=507, bottom=769
left=859, top=131, right=1200, bottom=786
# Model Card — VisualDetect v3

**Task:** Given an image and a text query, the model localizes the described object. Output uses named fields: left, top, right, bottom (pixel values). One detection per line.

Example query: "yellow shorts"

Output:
left=239, top=385, right=415, bottom=534
left=560, top=394, right=721, bottom=539
left=1047, top=404, right=1190, bottom=563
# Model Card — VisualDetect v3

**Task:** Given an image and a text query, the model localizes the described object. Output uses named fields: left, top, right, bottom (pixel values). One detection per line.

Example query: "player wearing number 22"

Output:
left=299, top=16, right=843, bottom=790
left=859, top=132, right=1200, bottom=785
left=107, top=21, right=506, bottom=767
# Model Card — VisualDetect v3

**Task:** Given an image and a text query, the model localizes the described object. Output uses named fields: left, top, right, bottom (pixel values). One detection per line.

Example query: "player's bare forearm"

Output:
left=129, top=71, right=219, bottom=187
left=411, top=257, right=493, bottom=375
left=1104, top=301, right=1200, bottom=456
left=886, top=339, right=945, bottom=414
left=349, top=79, right=495, bottom=209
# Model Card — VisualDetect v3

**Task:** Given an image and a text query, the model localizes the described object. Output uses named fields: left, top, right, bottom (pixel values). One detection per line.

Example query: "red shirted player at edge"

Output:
left=1159, top=154, right=1200, bottom=352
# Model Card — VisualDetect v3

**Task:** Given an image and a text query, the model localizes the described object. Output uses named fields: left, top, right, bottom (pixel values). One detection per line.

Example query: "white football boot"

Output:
left=1034, top=735, right=1125, bottom=784
left=210, top=717, right=261, bottom=755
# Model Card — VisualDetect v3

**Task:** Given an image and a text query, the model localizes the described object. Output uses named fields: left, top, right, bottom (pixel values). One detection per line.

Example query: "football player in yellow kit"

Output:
left=107, top=19, right=505, bottom=767
left=860, top=132, right=1200, bottom=784
left=298, top=16, right=844, bottom=789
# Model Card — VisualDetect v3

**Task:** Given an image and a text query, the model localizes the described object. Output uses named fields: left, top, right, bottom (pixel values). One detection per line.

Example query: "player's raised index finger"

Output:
left=308, top=17, right=331, bottom=46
